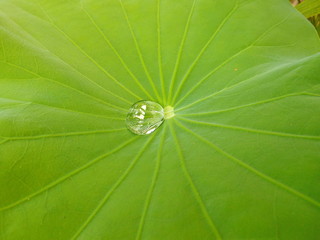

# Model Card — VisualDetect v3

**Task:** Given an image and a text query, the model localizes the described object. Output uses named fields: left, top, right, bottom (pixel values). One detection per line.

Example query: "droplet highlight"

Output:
left=126, top=100, right=164, bottom=135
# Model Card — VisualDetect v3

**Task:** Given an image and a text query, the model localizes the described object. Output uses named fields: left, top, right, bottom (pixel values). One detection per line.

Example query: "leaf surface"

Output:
left=0, top=0, right=319, bottom=239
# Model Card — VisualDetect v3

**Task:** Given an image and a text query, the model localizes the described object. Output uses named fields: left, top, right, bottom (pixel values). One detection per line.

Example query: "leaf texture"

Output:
left=0, top=0, right=319, bottom=239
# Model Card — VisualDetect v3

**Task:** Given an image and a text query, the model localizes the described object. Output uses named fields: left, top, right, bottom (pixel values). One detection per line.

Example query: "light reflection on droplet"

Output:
left=126, top=100, right=164, bottom=135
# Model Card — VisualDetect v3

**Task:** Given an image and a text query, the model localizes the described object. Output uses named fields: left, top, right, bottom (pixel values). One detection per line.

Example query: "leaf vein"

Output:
left=179, top=117, right=320, bottom=140
left=171, top=2, right=238, bottom=105
left=0, top=137, right=138, bottom=212
left=170, top=122, right=222, bottom=240
left=0, top=10, right=132, bottom=106
left=70, top=135, right=155, bottom=240
left=1, top=61, right=127, bottom=113
left=81, top=4, right=155, bottom=101
left=37, top=4, right=142, bottom=100
left=136, top=127, right=166, bottom=240
left=177, top=92, right=303, bottom=115
left=2, top=128, right=126, bottom=141
left=119, top=0, right=162, bottom=102
left=174, top=15, right=291, bottom=106
left=167, top=0, right=197, bottom=104
left=176, top=120, right=320, bottom=208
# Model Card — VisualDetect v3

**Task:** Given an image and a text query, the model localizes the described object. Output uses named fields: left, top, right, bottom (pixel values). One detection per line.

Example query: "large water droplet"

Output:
left=126, top=100, right=164, bottom=135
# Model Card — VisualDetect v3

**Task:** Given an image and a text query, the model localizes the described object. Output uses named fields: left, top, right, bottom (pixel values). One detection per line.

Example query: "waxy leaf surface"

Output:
left=0, top=0, right=319, bottom=239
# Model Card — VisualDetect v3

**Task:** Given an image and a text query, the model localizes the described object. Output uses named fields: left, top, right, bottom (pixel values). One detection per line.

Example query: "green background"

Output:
left=0, top=0, right=319, bottom=239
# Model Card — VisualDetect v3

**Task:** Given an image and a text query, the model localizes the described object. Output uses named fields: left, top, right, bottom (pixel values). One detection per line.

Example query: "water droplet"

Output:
left=126, top=100, right=164, bottom=135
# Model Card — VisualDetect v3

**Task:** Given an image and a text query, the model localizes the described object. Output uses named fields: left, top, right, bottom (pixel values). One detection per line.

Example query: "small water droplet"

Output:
left=126, top=100, right=164, bottom=135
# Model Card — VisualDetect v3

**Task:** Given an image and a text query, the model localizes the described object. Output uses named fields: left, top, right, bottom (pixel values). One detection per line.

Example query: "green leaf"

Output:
left=296, top=0, right=320, bottom=18
left=0, top=0, right=319, bottom=239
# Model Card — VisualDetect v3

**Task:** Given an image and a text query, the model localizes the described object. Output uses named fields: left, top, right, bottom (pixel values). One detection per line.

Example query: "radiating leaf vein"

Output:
left=167, top=0, right=197, bottom=104
left=0, top=10, right=132, bottom=106
left=81, top=3, right=155, bottom=102
left=177, top=92, right=307, bottom=116
left=70, top=134, right=156, bottom=240
left=0, top=136, right=138, bottom=212
left=1, top=128, right=126, bottom=141
left=37, top=3, right=142, bottom=100
left=135, top=126, right=166, bottom=240
left=118, top=0, right=162, bottom=103
left=171, top=1, right=239, bottom=105
left=175, top=119, right=320, bottom=208
left=170, top=122, right=222, bottom=240
left=174, top=15, right=292, bottom=106
left=1, top=61, right=127, bottom=112
left=0, top=96, right=126, bottom=120
left=179, top=117, right=320, bottom=140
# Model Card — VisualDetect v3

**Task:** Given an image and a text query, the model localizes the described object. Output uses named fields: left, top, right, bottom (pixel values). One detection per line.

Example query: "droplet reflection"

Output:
left=126, top=100, right=164, bottom=135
